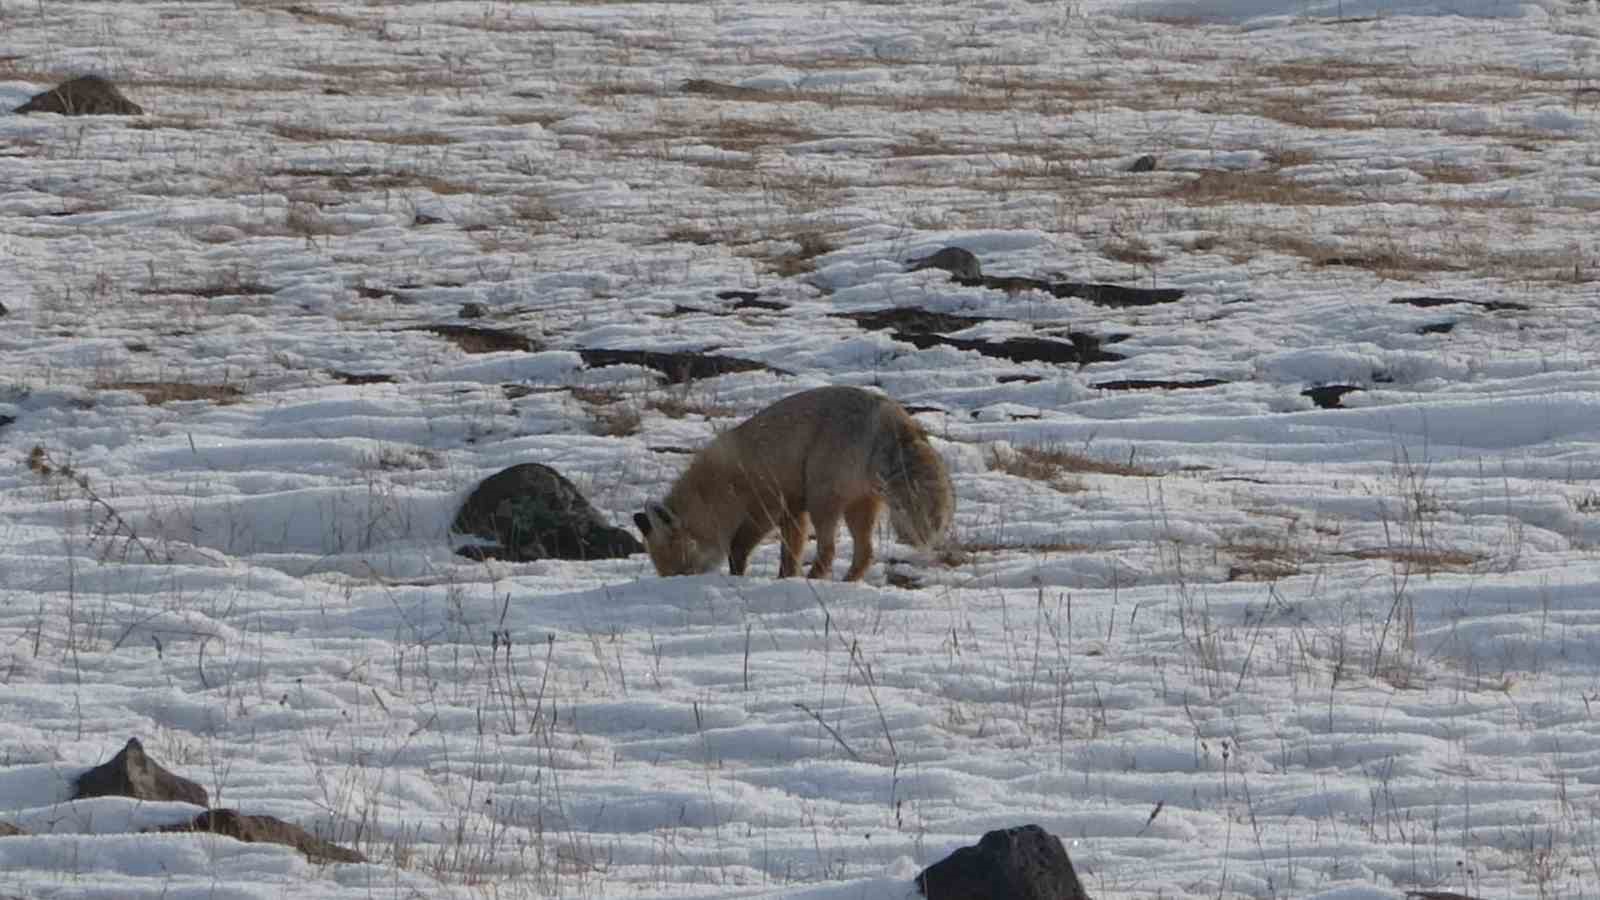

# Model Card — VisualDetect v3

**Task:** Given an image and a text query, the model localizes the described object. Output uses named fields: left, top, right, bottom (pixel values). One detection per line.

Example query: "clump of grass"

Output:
left=94, top=380, right=244, bottom=405
left=763, top=230, right=836, bottom=277
left=989, top=443, right=1159, bottom=488
left=644, top=393, right=736, bottom=420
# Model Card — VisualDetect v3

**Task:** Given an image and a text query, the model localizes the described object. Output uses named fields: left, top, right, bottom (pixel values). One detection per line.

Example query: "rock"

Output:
left=72, top=737, right=209, bottom=807
left=458, top=302, right=489, bottom=319
left=15, top=75, right=144, bottom=116
left=917, top=824, right=1090, bottom=900
left=453, top=463, right=644, bottom=562
left=0, top=821, right=25, bottom=837
left=1128, top=154, right=1158, bottom=172
left=158, top=809, right=365, bottom=864
left=907, top=246, right=983, bottom=281
left=1302, top=385, right=1362, bottom=409
left=0, top=301, right=8, bottom=317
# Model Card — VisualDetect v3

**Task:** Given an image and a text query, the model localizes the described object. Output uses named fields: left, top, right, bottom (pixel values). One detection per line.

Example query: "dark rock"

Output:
left=893, top=331, right=1124, bottom=366
left=458, top=302, right=489, bottom=319
left=0, top=415, right=14, bottom=429
left=578, top=348, right=784, bottom=384
left=412, top=213, right=445, bottom=226
left=0, top=301, right=8, bottom=317
left=0, top=821, right=24, bottom=837
left=15, top=75, right=144, bottom=116
left=1392, top=296, right=1529, bottom=312
left=907, top=247, right=983, bottom=281
left=716, top=290, right=760, bottom=302
left=1417, top=321, right=1455, bottom=335
left=158, top=809, right=365, bottom=865
left=1092, top=378, right=1226, bottom=391
left=356, top=286, right=397, bottom=301
left=917, top=824, right=1090, bottom=900
left=72, top=738, right=208, bottom=807
left=1128, top=154, right=1158, bottom=173
left=412, top=324, right=538, bottom=354
left=453, top=463, right=644, bottom=563
left=1302, top=385, right=1362, bottom=409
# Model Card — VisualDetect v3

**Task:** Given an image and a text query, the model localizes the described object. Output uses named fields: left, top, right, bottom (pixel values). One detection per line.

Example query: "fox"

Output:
left=633, top=386, right=954, bottom=582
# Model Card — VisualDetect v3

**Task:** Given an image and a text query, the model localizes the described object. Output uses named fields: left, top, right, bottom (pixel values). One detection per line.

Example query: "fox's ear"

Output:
left=648, top=501, right=676, bottom=528
left=636, top=502, right=675, bottom=537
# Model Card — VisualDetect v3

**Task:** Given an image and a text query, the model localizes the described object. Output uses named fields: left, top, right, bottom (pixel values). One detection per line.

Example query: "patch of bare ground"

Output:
left=95, top=381, right=244, bottom=405
left=268, top=123, right=458, bottom=146
left=273, top=3, right=368, bottom=29
left=1244, top=227, right=1593, bottom=282
left=989, top=444, right=1159, bottom=489
left=1169, top=167, right=1356, bottom=207
left=1342, top=546, right=1480, bottom=572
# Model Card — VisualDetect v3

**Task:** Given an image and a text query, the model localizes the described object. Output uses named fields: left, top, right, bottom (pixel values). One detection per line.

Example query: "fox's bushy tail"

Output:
left=874, top=419, right=954, bottom=548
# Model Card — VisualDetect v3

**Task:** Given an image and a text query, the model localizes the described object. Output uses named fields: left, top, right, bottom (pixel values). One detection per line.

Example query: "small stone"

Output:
left=1128, top=154, right=1158, bottom=173
left=15, top=75, right=144, bottom=116
left=906, top=246, right=982, bottom=281
left=458, top=302, right=489, bottom=319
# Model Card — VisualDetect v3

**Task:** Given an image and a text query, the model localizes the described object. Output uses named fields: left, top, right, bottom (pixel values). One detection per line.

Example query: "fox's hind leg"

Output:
left=777, top=512, right=809, bottom=578
left=806, top=504, right=842, bottom=579
left=842, top=495, right=885, bottom=581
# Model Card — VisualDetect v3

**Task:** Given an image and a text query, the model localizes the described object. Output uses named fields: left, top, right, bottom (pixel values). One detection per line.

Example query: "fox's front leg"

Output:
left=728, top=520, right=764, bottom=575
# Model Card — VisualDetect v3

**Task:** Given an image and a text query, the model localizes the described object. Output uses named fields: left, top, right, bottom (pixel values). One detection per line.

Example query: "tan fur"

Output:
left=635, top=386, right=954, bottom=581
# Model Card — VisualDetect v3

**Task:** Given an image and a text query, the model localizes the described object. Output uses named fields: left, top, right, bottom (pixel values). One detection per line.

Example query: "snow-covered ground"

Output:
left=4, top=0, right=1600, bottom=897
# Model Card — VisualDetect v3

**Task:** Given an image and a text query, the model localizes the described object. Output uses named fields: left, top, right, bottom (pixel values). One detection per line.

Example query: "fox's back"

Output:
left=711, top=387, right=900, bottom=490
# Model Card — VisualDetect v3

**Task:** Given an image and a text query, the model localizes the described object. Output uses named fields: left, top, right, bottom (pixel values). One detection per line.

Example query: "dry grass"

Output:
left=760, top=230, right=837, bottom=277
left=989, top=443, right=1159, bottom=490
left=1342, top=546, right=1480, bottom=572
left=269, top=123, right=458, bottom=146
left=587, top=404, right=642, bottom=437
left=644, top=393, right=737, bottom=420
left=95, top=381, right=244, bottom=405
left=1169, top=167, right=1355, bottom=207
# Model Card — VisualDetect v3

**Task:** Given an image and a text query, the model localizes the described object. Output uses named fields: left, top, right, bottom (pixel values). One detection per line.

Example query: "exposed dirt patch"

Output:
left=958, top=276, right=1184, bottom=307
left=892, top=331, right=1125, bottom=366
left=578, top=349, right=785, bottom=384
left=413, top=325, right=538, bottom=354
left=328, top=370, right=396, bottom=385
left=1391, top=295, right=1531, bottom=312
left=1092, top=378, right=1226, bottom=391
left=844, top=307, right=987, bottom=334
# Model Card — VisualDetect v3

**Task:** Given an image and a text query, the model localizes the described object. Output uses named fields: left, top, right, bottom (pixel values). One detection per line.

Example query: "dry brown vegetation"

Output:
left=95, top=381, right=244, bottom=405
left=989, top=443, right=1159, bottom=490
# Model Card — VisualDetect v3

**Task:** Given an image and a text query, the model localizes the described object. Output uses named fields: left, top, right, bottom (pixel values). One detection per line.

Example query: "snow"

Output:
left=4, top=0, right=1600, bottom=898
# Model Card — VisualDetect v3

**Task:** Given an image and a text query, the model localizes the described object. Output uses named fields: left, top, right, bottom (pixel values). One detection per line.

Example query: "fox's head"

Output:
left=633, top=502, right=721, bottom=576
